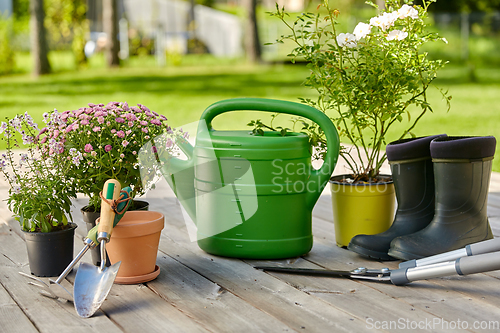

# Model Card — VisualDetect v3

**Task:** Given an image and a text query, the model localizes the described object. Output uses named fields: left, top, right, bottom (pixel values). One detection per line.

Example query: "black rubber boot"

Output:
left=347, top=135, right=445, bottom=260
left=389, top=136, right=496, bottom=260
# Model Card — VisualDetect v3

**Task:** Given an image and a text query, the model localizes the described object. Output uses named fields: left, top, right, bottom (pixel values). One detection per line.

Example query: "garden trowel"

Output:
left=20, top=184, right=132, bottom=303
left=74, top=179, right=125, bottom=318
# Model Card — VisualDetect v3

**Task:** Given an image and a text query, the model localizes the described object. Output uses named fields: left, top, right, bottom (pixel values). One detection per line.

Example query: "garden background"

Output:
left=1, top=0, right=500, bottom=172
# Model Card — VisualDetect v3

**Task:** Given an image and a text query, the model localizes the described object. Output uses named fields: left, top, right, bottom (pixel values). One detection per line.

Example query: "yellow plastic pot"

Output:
left=330, top=175, right=395, bottom=247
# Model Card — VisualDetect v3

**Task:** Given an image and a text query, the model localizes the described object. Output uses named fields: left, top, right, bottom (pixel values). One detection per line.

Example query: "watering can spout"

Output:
left=160, top=137, right=197, bottom=223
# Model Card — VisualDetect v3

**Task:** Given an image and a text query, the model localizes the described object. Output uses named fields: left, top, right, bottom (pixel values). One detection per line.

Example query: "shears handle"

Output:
left=391, top=251, right=500, bottom=285
left=400, top=238, right=500, bottom=269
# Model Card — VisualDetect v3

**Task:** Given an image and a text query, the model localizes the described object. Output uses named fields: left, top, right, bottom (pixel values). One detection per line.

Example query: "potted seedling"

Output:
left=0, top=113, right=77, bottom=277
left=42, top=102, right=182, bottom=265
left=258, top=0, right=451, bottom=246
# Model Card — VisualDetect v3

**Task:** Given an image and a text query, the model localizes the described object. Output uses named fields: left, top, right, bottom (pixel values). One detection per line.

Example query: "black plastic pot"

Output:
left=23, top=223, right=78, bottom=277
left=81, top=200, right=149, bottom=266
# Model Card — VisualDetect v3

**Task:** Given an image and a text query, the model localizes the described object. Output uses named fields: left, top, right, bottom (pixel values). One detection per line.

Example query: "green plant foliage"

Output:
left=248, top=114, right=290, bottom=136
left=44, top=102, right=182, bottom=210
left=0, top=114, right=76, bottom=232
left=259, top=0, right=451, bottom=181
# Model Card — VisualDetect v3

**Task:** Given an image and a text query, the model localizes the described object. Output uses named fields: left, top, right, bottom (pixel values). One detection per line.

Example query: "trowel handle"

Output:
left=98, top=179, right=121, bottom=239
left=87, top=186, right=133, bottom=245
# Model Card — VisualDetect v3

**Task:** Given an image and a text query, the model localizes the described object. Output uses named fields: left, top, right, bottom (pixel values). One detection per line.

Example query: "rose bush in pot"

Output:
left=263, top=0, right=451, bottom=246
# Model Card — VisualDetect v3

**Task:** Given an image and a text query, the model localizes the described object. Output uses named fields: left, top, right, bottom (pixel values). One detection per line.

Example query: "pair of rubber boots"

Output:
left=348, top=135, right=497, bottom=261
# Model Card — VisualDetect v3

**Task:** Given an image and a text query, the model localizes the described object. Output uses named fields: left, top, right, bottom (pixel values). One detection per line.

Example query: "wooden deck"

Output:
left=1, top=170, right=500, bottom=332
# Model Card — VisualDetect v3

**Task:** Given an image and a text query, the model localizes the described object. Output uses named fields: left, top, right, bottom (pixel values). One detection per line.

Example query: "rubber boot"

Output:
left=389, top=136, right=496, bottom=260
left=347, top=134, right=445, bottom=260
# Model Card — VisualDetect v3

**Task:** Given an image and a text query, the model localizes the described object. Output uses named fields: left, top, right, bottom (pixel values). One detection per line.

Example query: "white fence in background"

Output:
left=124, top=0, right=243, bottom=58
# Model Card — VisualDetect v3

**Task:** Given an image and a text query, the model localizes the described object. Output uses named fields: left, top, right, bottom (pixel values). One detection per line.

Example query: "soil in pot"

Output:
left=97, top=211, right=164, bottom=284
left=23, top=222, right=78, bottom=277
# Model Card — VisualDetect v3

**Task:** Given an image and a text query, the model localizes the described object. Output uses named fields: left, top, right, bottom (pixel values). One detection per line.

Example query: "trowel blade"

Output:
left=73, top=261, right=121, bottom=318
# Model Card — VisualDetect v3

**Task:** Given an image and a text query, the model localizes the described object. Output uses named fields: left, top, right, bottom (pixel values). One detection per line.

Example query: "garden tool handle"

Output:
left=86, top=186, right=133, bottom=245
left=399, top=238, right=500, bottom=269
left=98, top=179, right=121, bottom=240
left=391, top=251, right=500, bottom=285
left=200, top=98, right=340, bottom=207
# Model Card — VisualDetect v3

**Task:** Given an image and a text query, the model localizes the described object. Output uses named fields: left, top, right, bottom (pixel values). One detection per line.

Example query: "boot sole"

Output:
left=387, top=247, right=425, bottom=261
left=389, top=231, right=495, bottom=261
left=347, top=243, right=397, bottom=261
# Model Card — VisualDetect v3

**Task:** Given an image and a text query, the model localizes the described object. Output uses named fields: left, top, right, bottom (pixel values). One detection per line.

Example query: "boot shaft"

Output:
left=387, top=134, right=444, bottom=215
left=431, top=136, right=496, bottom=222
left=388, top=136, right=496, bottom=260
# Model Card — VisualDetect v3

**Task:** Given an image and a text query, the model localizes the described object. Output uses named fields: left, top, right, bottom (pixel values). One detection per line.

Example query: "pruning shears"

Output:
left=255, top=238, right=500, bottom=285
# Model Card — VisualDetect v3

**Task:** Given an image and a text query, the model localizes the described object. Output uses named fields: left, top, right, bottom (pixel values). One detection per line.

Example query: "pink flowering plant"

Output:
left=267, top=0, right=451, bottom=182
left=0, top=114, right=76, bottom=232
left=43, top=102, right=178, bottom=210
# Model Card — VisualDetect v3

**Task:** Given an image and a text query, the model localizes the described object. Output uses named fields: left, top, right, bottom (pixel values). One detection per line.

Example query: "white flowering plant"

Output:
left=0, top=114, right=77, bottom=232
left=269, top=0, right=451, bottom=182
left=43, top=102, right=182, bottom=210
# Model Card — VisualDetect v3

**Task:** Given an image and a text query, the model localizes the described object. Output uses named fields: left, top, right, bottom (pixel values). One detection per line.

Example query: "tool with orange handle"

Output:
left=74, top=179, right=126, bottom=318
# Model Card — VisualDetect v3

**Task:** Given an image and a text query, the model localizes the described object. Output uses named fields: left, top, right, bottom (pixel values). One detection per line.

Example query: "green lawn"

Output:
left=1, top=54, right=499, bottom=172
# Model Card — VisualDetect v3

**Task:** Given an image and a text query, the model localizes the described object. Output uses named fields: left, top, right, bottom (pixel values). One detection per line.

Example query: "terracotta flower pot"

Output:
left=97, top=211, right=164, bottom=284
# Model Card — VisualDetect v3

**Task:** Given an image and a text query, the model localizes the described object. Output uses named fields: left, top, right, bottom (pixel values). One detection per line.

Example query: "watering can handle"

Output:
left=200, top=98, right=340, bottom=208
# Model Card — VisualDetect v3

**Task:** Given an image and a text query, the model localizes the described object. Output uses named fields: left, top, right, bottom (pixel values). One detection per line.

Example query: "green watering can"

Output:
left=161, top=98, right=339, bottom=259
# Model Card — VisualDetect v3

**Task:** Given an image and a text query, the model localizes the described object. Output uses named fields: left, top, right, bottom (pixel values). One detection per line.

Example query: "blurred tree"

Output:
left=0, top=15, right=15, bottom=75
left=103, top=0, right=119, bottom=67
left=45, top=0, right=89, bottom=67
left=13, top=0, right=30, bottom=22
left=243, top=0, right=261, bottom=63
left=30, top=0, right=51, bottom=75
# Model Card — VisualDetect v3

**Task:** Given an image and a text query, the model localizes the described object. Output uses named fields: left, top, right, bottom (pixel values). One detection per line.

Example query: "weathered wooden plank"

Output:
left=488, top=192, right=500, bottom=211
left=0, top=224, right=124, bottom=333
left=65, top=203, right=210, bottom=333
left=155, top=213, right=374, bottom=332
left=488, top=172, right=500, bottom=193
left=70, top=198, right=305, bottom=331
left=157, top=197, right=500, bottom=332
left=157, top=237, right=371, bottom=332
left=311, top=195, right=334, bottom=223
left=307, top=217, right=500, bottom=329
left=96, top=282, right=209, bottom=333
left=304, top=237, right=500, bottom=330
left=0, top=282, right=38, bottom=333
left=147, top=254, right=294, bottom=332
left=247, top=256, right=466, bottom=333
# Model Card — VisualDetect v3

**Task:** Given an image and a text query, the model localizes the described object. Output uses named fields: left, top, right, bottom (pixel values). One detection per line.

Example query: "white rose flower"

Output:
left=370, top=12, right=398, bottom=31
left=397, top=4, right=419, bottom=19
left=353, top=22, right=372, bottom=40
left=336, top=33, right=357, bottom=48
left=386, top=30, right=409, bottom=41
